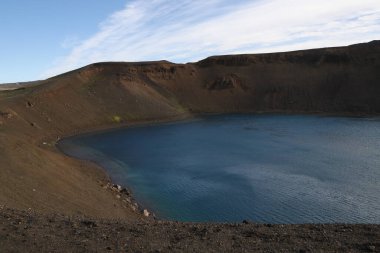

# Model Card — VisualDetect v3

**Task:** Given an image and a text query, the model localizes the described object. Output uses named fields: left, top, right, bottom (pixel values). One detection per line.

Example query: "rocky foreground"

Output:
left=1, top=207, right=379, bottom=252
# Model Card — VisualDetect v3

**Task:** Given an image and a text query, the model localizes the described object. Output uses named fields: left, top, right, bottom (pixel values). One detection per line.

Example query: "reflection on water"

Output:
left=59, top=115, right=380, bottom=223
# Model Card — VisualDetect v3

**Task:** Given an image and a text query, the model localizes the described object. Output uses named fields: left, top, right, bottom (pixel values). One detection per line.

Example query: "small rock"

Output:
left=116, top=194, right=121, bottom=199
left=0, top=112, right=13, bottom=119
left=143, top=209, right=150, bottom=217
left=368, top=245, right=376, bottom=252
left=80, top=220, right=97, bottom=227
left=120, top=188, right=130, bottom=195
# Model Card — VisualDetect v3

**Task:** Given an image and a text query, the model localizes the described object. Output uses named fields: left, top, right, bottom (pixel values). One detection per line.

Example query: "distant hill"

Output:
left=0, top=80, right=44, bottom=91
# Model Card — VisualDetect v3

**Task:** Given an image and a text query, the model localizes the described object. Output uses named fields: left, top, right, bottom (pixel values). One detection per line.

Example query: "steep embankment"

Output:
left=0, top=41, right=379, bottom=219
left=174, top=40, right=380, bottom=113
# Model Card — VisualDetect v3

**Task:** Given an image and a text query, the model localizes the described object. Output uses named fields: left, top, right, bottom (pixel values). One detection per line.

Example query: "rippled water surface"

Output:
left=59, top=115, right=380, bottom=223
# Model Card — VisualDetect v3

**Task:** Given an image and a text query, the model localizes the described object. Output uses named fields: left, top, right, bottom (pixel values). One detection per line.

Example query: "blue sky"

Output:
left=1, top=0, right=380, bottom=83
left=0, top=0, right=124, bottom=83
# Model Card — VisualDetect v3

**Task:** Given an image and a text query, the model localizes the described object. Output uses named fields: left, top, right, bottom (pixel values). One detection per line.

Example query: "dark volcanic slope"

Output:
left=191, top=40, right=380, bottom=113
left=0, top=41, right=379, bottom=251
left=55, top=40, right=380, bottom=116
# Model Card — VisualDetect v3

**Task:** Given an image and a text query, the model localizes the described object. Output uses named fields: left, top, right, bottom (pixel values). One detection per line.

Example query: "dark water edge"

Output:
left=58, top=114, right=380, bottom=224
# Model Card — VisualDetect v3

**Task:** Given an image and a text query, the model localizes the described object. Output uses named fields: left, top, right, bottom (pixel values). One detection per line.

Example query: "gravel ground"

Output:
left=1, top=207, right=379, bottom=252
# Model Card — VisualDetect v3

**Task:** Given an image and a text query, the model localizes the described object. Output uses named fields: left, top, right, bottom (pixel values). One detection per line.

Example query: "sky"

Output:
left=1, top=0, right=379, bottom=83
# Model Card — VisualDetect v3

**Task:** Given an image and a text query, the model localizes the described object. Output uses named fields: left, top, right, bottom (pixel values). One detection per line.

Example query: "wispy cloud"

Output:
left=42, top=0, right=380, bottom=78
left=60, top=35, right=81, bottom=49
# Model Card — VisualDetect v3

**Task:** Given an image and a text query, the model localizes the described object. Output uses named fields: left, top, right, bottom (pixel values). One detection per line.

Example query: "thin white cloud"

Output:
left=60, top=35, right=81, bottom=49
left=42, top=0, right=380, bottom=78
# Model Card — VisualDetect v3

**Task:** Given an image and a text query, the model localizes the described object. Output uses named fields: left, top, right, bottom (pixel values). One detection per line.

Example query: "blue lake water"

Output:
left=59, top=114, right=380, bottom=223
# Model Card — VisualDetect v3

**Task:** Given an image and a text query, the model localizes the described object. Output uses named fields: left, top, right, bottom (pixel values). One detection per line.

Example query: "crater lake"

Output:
left=58, top=114, right=380, bottom=223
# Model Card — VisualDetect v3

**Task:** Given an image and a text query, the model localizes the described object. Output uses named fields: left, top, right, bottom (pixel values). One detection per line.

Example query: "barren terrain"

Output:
left=0, top=41, right=379, bottom=252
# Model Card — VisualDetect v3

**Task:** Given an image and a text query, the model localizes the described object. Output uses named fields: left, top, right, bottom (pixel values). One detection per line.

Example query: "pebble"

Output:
left=368, top=245, right=376, bottom=252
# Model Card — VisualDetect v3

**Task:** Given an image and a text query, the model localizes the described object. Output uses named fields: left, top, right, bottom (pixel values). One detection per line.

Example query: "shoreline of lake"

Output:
left=58, top=113, right=380, bottom=224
